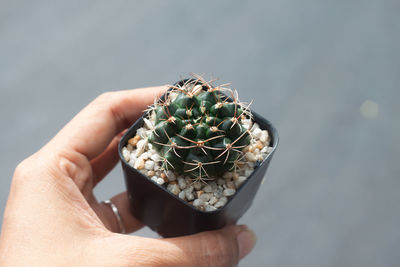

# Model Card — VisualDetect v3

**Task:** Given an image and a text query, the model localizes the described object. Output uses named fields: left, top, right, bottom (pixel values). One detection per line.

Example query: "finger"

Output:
left=113, top=225, right=256, bottom=266
left=163, top=225, right=256, bottom=266
left=90, top=130, right=126, bottom=186
left=48, top=85, right=168, bottom=160
left=97, top=192, right=143, bottom=233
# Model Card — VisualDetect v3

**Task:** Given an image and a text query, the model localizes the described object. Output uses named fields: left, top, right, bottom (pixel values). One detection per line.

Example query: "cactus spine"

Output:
left=147, top=77, right=252, bottom=183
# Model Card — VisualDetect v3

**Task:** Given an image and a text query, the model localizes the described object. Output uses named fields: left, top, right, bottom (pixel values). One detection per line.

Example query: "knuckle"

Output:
left=93, top=91, right=119, bottom=111
left=95, top=91, right=122, bottom=116
left=12, top=152, right=51, bottom=185
left=97, top=91, right=116, bottom=102
left=11, top=155, right=49, bottom=193
left=13, top=160, right=29, bottom=184
left=95, top=91, right=123, bottom=111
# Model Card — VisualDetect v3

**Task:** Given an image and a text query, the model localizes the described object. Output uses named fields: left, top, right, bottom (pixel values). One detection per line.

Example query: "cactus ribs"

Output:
left=146, top=77, right=253, bottom=184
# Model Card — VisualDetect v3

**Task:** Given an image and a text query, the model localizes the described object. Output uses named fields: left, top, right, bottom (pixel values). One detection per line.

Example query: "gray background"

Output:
left=1, top=1, right=399, bottom=266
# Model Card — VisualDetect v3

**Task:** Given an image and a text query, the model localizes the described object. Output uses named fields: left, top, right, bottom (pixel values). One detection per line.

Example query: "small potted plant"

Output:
left=119, top=76, right=278, bottom=237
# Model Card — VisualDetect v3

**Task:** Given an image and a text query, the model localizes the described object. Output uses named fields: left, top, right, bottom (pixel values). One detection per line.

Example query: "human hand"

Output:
left=0, top=86, right=256, bottom=266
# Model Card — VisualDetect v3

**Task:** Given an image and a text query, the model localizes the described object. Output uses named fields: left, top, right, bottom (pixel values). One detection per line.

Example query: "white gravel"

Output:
left=223, top=188, right=236, bottom=196
left=156, top=177, right=165, bottom=185
left=193, top=198, right=204, bottom=207
left=144, top=160, right=155, bottom=170
left=123, top=115, right=273, bottom=211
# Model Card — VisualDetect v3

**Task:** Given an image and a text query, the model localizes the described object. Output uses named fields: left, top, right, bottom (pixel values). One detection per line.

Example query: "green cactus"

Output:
left=147, top=78, right=252, bottom=182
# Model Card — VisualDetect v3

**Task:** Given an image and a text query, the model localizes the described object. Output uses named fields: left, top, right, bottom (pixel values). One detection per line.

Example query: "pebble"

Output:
left=126, top=143, right=134, bottom=152
left=223, top=188, right=236, bottom=196
left=213, top=189, right=223, bottom=198
left=128, top=157, right=136, bottom=167
left=122, top=147, right=130, bottom=162
left=244, top=169, right=253, bottom=177
left=199, top=193, right=211, bottom=202
left=185, top=191, right=195, bottom=201
left=260, top=130, right=269, bottom=143
left=178, top=191, right=186, bottom=200
left=147, top=148, right=156, bottom=155
left=214, top=197, right=228, bottom=208
left=203, top=185, right=213, bottom=193
left=147, top=170, right=155, bottom=177
left=242, top=119, right=252, bottom=129
left=136, top=128, right=147, bottom=138
left=209, top=181, right=218, bottom=191
left=160, top=172, right=169, bottom=183
left=193, top=181, right=202, bottom=190
left=205, top=205, right=217, bottom=212
left=193, top=199, right=204, bottom=207
left=235, top=176, right=247, bottom=187
left=245, top=152, right=257, bottom=162
left=135, top=139, right=147, bottom=157
left=139, top=152, right=149, bottom=160
left=150, top=153, right=161, bottom=162
left=252, top=127, right=262, bottom=139
left=145, top=160, right=155, bottom=170
left=165, top=170, right=176, bottom=181
left=128, top=135, right=141, bottom=147
left=151, top=176, right=158, bottom=183
left=154, top=165, right=161, bottom=171
left=167, top=184, right=180, bottom=195
left=156, top=177, right=165, bottom=185
left=134, top=158, right=145, bottom=169
left=225, top=181, right=236, bottom=189
left=247, top=145, right=255, bottom=153
left=196, top=190, right=204, bottom=198
left=178, top=177, right=187, bottom=189
left=184, top=186, right=194, bottom=193
left=256, top=154, right=264, bottom=161
left=209, top=196, right=218, bottom=205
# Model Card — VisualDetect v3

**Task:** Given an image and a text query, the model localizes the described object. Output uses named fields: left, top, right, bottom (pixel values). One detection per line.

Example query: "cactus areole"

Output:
left=147, top=79, right=252, bottom=182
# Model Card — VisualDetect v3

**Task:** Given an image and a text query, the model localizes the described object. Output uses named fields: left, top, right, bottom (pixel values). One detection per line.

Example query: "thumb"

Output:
left=169, top=224, right=256, bottom=266
left=112, top=225, right=256, bottom=267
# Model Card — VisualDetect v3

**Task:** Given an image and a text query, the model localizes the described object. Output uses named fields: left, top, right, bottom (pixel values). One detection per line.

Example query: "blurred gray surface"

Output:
left=1, top=1, right=399, bottom=266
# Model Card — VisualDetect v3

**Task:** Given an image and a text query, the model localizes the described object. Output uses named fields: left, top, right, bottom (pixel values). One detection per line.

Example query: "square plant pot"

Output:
left=118, top=80, right=279, bottom=238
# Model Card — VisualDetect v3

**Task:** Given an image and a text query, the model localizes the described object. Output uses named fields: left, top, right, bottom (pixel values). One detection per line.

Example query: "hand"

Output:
left=0, top=86, right=256, bottom=266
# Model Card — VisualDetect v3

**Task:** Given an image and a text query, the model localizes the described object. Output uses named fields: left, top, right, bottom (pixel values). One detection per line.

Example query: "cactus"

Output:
left=146, top=77, right=252, bottom=183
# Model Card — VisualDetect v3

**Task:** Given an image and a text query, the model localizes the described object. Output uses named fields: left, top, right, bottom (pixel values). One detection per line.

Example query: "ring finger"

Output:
left=95, top=192, right=143, bottom=234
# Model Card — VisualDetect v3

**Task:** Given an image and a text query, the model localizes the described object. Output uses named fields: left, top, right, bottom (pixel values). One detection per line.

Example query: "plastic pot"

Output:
left=118, top=80, right=279, bottom=237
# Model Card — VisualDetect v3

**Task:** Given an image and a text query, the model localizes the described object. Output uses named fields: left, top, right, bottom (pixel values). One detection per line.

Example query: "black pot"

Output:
left=118, top=81, right=279, bottom=237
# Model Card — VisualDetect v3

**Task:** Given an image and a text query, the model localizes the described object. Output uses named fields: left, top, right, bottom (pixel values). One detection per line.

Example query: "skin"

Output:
left=0, top=86, right=256, bottom=267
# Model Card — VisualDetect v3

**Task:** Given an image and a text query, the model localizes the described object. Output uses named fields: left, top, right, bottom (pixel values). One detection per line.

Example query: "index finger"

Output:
left=47, top=85, right=168, bottom=160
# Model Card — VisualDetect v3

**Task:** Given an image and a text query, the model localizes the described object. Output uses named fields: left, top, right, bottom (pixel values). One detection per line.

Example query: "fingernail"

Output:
left=237, top=226, right=257, bottom=260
